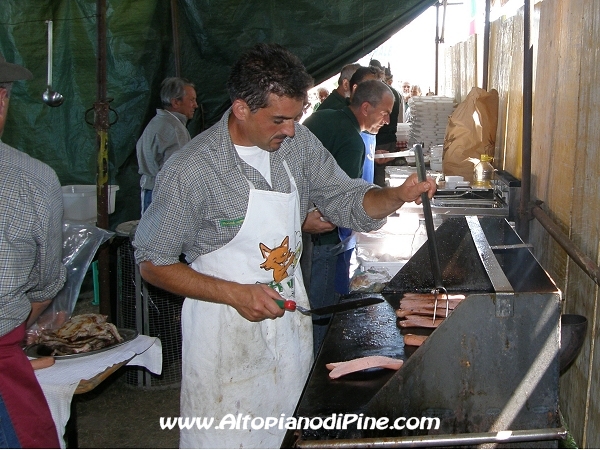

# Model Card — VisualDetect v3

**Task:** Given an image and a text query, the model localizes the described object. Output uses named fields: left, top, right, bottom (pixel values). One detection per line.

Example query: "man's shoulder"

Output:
left=319, top=90, right=347, bottom=110
left=303, top=108, right=359, bottom=148
left=141, top=110, right=174, bottom=130
left=140, top=109, right=185, bottom=133
left=303, top=108, right=344, bottom=129
left=161, top=114, right=228, bottom=168
left=0, top=142, right=58, bottom=183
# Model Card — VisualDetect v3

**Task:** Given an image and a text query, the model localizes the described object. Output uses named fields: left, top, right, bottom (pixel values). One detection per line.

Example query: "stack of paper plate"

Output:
left=408, top=96, right=456, bottom=152
left=395, top=123, right=411, bottom=148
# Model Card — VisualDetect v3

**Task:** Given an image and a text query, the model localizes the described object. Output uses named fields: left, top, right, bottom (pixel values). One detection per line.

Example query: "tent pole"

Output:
left=95, top=0, right=112, bottom=318
left=482, top=0, right=491, bottom=90
left=435, top=2, right=440, bottom=95
left=171, top=0, right=181, bottom=77
left=517, top=0, right=533, bottom=240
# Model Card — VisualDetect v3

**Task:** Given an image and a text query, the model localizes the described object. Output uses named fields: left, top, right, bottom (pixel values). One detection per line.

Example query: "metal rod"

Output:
left=134, top=260, right=145, bottom=387
left=490, top=243, right=534, bottom=250
left=532, top=204, right=600, bottom=286
left=414, top=144, right=443, bottom=290
left=482, top=0, right=491, bottom=90
left=518, top=0, right=533, bottom=240
left=440, top=0, right=447, bottom=43
left=434, top=2, right=461, bottom=95
left=46, top=20, right=53, bottom=86
left=434, top=3, right=440, bottom=95
left=296, top=427, right=567, bottom=449
left=170, top=0, right=181, bottom=77
left=96, top=0, right=111, bottom=318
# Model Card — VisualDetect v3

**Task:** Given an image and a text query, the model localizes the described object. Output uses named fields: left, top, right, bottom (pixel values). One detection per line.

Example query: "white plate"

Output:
left=374, top=150, right=415, bottom=159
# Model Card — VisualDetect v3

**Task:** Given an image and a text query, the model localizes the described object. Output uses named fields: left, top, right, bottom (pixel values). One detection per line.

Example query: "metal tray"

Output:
left=25, top=328, right=138, bottom=359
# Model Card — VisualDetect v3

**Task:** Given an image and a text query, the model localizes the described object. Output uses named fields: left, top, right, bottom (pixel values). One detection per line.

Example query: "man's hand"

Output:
left=30, top=356, right=55, bottom=370
left=398, top=172, right=437, bottom=205
left=26, top=299, right=53, bottom=329
left=226, top=283, right=287, bottom=322
left=363, top=172, right=437, bottom=219
left=301, top=208, right=336, bottom=234
left=139, top=261, right=290, bottom=323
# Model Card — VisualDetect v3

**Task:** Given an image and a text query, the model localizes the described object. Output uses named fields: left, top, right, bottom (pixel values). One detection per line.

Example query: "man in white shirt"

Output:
left=136, top=77, right=197, bottom=212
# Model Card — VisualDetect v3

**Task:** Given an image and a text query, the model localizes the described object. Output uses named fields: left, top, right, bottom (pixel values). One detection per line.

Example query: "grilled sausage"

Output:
left=398, top=315, right=444, bottom=328
left=326, top=356, right=403, bottom=379
left=403, top=334, right=427, bottom=347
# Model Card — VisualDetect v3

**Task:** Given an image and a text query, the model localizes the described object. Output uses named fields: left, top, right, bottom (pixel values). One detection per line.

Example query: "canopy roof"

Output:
left=1, top=0, right=435, bottom=225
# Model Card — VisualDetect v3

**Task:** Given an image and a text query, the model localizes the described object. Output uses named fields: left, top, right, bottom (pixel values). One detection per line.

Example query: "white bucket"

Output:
left=62, top=184, right=119, bottom=223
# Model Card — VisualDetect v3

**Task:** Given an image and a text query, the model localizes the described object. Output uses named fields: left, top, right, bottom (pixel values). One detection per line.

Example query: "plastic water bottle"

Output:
left=473, top=154, right=494, bottom=188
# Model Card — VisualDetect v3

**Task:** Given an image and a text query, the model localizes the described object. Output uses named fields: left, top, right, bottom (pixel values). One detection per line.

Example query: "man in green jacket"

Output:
left=317, top=63, right=360, bottom=111
left=302, top=79, right=394, bottom=354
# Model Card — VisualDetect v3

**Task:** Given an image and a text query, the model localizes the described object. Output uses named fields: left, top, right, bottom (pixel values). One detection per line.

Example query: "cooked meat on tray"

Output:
left=36, top=313, right=123, bottom=356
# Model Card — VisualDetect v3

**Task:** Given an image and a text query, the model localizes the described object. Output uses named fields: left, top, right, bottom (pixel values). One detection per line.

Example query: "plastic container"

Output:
left=62, top=184, right=119, bottom=222
left=359, top=260, right=406, bottom=278
left=473, top=154, right=494, bottom=188
left=430, top=160, right=443, bottom=172
left=444, top=175, right=464, bottom=189
left=429, top=145, right=443, bottom=172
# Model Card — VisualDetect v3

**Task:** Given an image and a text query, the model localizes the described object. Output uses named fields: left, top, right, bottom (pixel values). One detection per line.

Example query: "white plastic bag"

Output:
left=26, top=222, right=114, bottom=343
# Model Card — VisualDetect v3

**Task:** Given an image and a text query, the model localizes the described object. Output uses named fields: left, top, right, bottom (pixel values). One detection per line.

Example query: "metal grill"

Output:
left=115, top=221, right=183, bottom=388
left=286, top=217, right=563, bottom=448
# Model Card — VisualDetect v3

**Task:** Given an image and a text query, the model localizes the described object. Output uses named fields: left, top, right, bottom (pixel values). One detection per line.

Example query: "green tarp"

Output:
left=1, top=0, right=435, bottom=227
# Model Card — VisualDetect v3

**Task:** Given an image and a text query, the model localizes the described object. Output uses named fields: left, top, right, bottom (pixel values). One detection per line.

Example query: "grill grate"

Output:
left=116, top=224, right=183, bottom=388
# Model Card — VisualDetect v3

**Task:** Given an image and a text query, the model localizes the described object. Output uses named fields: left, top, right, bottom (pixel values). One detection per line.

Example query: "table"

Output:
left=34, top=335, right=162, bottom=448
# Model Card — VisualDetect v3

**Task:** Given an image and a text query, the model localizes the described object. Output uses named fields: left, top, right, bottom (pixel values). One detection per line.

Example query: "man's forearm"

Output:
left=362, top=173, right=435, bottom=219
left=27, top=299, right=52, bottom=329
left=362, top=187, right=406, bottom=219
left=139, top=260, right=242, bottom=306
left=138, top=260, right=287, bottom=322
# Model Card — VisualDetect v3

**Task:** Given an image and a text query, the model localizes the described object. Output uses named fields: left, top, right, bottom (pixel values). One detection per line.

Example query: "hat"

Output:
left=0, top=53, right=33, bottom=83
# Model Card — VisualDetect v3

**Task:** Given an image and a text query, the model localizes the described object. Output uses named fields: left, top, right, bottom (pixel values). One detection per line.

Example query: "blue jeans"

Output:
left=309, top=244, right=339, bottom=356
left=0, top=393, right=20, bottom=449
left=141, top=189, right=153, bottom=213
left=335, top=249, right=353, bottom=296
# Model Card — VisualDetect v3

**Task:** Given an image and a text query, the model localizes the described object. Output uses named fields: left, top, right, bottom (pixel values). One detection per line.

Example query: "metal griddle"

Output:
left=284, top=216, right=564, bottom=448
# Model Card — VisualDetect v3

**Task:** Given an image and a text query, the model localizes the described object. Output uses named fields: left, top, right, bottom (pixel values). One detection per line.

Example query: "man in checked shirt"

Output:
left=0, top=53, right=66, bottom=448
left=134, top=43, right=436, bottom=449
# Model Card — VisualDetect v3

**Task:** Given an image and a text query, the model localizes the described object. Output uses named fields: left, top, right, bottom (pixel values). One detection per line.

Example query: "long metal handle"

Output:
left=46, top=20, right=53, bottom=87
left=414, top=144, right=443, bottom=290
left=296, top=427, right=567, bottom=448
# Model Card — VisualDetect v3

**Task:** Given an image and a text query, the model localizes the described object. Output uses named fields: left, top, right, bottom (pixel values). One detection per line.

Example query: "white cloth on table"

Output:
left=34, top=335, right=162, bottom=448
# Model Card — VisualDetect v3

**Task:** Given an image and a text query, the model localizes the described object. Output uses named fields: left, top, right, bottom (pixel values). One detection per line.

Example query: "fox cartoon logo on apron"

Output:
left=259, top=234, right=302, bottom=297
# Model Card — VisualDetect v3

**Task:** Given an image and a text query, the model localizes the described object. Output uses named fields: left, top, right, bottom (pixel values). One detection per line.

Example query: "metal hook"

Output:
left=432, top=286, right=448, bottom=324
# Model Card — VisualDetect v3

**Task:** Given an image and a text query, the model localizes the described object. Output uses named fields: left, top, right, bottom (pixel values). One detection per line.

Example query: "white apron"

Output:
left=180, top=163, right=313, bottom=449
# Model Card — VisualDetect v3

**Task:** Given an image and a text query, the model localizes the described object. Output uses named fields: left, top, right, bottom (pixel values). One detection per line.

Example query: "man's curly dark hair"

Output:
left=226, top=43, right=313, bottom=112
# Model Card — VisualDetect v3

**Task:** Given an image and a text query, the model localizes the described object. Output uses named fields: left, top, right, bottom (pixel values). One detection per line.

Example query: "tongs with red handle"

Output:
left=275, top=299, right=298, bottom=312
left=275, top=297, right=384, bottom=316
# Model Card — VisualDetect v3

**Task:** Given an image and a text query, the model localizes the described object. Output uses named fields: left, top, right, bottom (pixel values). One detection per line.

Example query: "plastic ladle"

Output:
left=42, top=20, right=64, bottom=107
